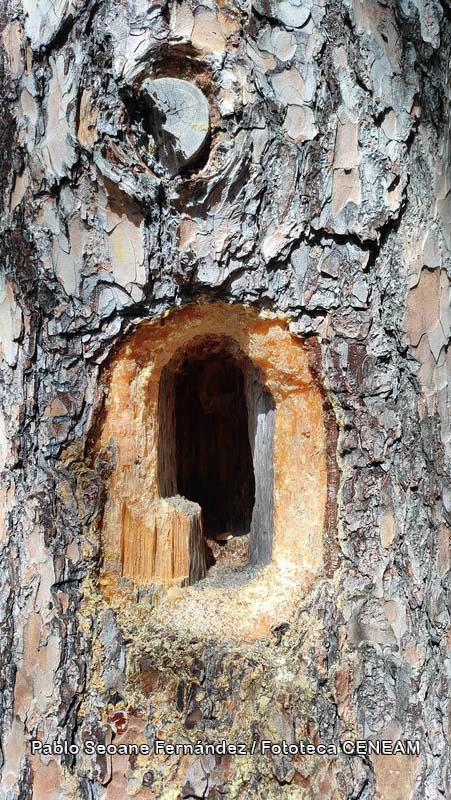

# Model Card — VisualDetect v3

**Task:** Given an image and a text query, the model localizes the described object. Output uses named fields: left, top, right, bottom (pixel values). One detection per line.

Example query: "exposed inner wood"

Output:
left=96, top=302, right=327, bottom=589
left=121, top=496, right=209, bottom=586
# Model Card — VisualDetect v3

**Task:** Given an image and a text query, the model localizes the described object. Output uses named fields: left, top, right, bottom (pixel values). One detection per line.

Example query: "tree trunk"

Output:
left=0, top=1, right=450, bottom=798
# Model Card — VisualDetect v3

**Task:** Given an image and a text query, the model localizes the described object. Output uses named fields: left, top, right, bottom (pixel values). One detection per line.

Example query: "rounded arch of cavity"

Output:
left=96, top=302, right=327, bottom=588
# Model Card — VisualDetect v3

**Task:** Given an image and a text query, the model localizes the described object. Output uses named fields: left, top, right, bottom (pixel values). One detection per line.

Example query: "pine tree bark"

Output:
left=0, top=0, right=450, bottom=798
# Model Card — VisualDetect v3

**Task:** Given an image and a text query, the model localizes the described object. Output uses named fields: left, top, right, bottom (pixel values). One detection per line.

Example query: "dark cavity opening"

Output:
left=158, top=336, right=275, bottom=568
left=175, top=353, right=254, bottom=537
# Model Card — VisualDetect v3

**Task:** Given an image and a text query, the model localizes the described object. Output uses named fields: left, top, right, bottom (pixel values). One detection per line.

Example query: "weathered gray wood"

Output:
left=245, top=366, right=275, bottom=568
left=141, top=77, right=210, bottom=176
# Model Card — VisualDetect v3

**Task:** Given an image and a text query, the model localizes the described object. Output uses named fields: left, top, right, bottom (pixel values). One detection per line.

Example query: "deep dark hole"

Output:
left=174, top=353, right=255, bottom=538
